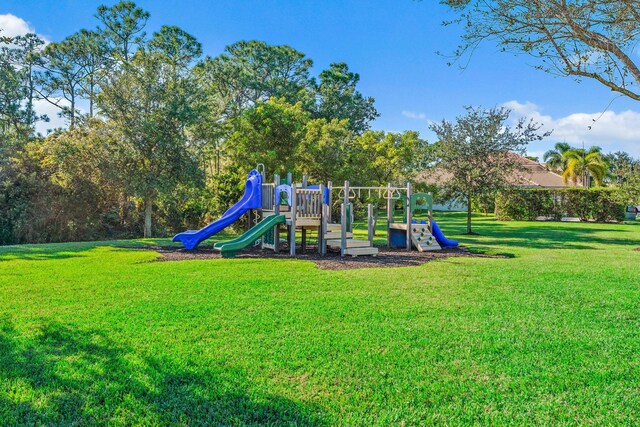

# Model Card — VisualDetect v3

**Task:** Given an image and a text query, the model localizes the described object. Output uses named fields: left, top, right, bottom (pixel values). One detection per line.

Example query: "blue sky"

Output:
left=3, top=0, right=640, bottom=158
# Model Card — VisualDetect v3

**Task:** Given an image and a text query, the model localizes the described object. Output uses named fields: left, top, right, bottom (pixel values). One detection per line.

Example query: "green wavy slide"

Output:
left=213, top=215, right=286, bottom=258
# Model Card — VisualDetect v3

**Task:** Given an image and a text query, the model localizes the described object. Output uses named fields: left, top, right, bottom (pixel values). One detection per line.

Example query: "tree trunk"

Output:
left=27, top=68, right=34, bottom=127
left=119, top=194, right=127, bottom=226
left=466, top=193, right=472, bottom=234
left=89, top=79, right=94, bottom=118
left=144, top=197, right=153, bottom=238
left=70, top=96, right=75, bottom=130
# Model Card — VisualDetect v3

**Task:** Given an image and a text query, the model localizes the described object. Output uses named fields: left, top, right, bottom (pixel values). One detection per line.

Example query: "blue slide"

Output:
left=431, top=220, right=459, bottom=249
left=173, top=170, right=262, bottom=250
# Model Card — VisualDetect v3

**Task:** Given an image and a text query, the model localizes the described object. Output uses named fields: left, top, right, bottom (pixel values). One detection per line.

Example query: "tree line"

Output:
left=543, top=143, right=640, bottom=188
left=0, top=1, right=430, bottom=244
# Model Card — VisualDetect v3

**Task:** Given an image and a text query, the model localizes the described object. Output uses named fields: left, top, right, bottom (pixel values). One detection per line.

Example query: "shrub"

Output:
left=495, top=188, right=625, bottom=222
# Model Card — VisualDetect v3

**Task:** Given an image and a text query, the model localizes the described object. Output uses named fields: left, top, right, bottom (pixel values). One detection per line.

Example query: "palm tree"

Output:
left=543, top=142, right=572, bottom=172
left=604, top=151, right=635, bottom=184
left=561, top=147, right=607, bottom=187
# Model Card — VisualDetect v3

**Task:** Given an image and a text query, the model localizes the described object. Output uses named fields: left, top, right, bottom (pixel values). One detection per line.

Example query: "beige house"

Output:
left=505, top=154, right=579, bottom=188
left=418, top=152, right=578, bottom=211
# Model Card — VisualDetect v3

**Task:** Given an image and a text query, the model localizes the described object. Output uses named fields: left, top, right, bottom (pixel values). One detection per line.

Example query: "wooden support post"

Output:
left=319, top=184, right=326, bottom=255
left=428, top=191, right=434, bottom=234
left=302, top=174, right=308, bottom=188
left=260, top=165, right=266, bottom=183
left=344, top=181, right=350, bottom=231
left=340, top=203, right=346, bottom=257
left=273, top=174, right=280, bottom=253
left=386, top=183, right=392, bottom=248
left=302, top=228, right=307, bottom=253
left=368, top=203, right=374, bottom=244
left=341, top=180, right=349, bottom=257
left=287, top=172, right=292, bottom=185
left=406, top=181, right=412, bottom=251
left=290, top=183, right=297, bottom=256
left=327, top=181, right=333, bottom=223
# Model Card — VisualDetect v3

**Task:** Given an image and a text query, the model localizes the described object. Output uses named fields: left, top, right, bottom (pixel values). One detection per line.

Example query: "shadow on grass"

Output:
left=465, top=247, right=516, bottom=258
left=0, top=239, right=173, bottom=262
left=0, top=236, right=241, bottom=262
left=0, top=243, right=97, bottom=262
left=0, top=320, right=324, bottom=426
left=472, top=224, right=638, bottom=250
left=433, top=212, right=639, bottom=250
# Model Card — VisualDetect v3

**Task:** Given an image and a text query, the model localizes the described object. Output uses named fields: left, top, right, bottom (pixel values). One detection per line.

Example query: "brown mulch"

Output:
left=140, top=244, right=508, bottom=271
left=635, top=247, right=640, bottom=252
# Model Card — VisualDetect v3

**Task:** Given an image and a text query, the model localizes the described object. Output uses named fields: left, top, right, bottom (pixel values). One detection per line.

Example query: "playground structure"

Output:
left=173, top=167, right=458, bottom=258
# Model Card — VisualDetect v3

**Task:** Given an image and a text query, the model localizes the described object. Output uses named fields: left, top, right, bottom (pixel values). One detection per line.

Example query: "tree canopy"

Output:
left=429, top=106, right=549, bottom=233
left=442, top=0, right=640, bottom=101
left=561, top=146, right=607, bottom=187
left=0, top=1, right=387, bottom=242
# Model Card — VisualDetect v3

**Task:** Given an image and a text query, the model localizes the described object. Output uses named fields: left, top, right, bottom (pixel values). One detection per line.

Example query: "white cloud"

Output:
left=0, top=14, right=38, bottom=38
left=402, top=110, right=428, bottom=121
left=503, top=100, right=640, bottom=157
left=33, top=98, right=69, bottom=135
left=1, top=14, right=62, bottom=134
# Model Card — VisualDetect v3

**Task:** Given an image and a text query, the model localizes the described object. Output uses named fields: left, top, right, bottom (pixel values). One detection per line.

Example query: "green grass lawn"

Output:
left=1, top=213, right=639, bottom=426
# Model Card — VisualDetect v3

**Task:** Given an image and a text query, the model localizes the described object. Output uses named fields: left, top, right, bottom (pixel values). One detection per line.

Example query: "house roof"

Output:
left=509, top=153, right=572, bottom=188
left=418, top=152, right=579, bottom=188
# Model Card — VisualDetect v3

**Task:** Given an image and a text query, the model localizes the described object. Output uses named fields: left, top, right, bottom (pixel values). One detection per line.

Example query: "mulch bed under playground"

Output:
left=151, top=245, right=506, bottom=270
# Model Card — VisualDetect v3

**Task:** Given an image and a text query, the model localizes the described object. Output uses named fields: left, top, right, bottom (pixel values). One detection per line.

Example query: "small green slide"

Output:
left=214, top=215, right=286, bottom=258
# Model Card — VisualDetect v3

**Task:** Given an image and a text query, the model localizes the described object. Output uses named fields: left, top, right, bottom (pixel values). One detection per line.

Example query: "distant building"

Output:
left=418, top=152, right=578, bottom=211
left=505, top=153, right=579, bottom=188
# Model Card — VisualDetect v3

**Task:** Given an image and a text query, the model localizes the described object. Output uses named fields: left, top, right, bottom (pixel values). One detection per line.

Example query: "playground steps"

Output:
left=325, top=223, right=342, bottom=231
left=409, top=224, right=441, bottom=252
left=324, top=231, right=353, bottom=239
left=323, top=222, right=377, bottom=257
left=343, top=246, right=379, bottom=257
left=326, top=239, right=371, bottom=248
left=325, top=235, right=378, bottom=256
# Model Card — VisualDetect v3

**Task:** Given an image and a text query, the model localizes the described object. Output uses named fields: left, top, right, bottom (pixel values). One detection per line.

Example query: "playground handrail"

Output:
left=261, top=183, right=275, bottom=210
left=295, top=188, right=322, bottom=218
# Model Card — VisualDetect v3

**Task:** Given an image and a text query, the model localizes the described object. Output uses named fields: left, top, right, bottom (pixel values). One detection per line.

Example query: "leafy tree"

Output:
left=0, top=122, right=141, bottom=245
left=96, top=1, right=149, bottom=64
left=189, top=61, right=230, bottom=176
left=441, top=0, right=640, bottom=101
left=348, top=130, right=428, bottom=185
left=148, top=26, right=202, bottom=71
left=619, top=167, right=640, bottom=205
left=36, top=122, right=128, bottom=240
left=200, top=41, right=314, bottom=116
left=0, top=45, right=30, bottom=144
left=429, top=106, right=548, bottom=234
left=543, top=142, right=572, bottom=173
left=7, top=33, right=46, bottom=128
left=40, top=34, right=94, bottom=129
left=98, top=28, right=203, bottom=237
left=604, top=151, right=637, bottom=184
left=227, top=98, right=309, bottom=176
left=561, top=147, right=607, bottom=187
left=0, top=31, right=46, bottom=139
left=147, top=26, right=224, bottom=182
left=314, top=62, right=379, bottom=134
left=296, top=118, right=353, bottom=183
left=75, top=29, right=110, bottom=118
